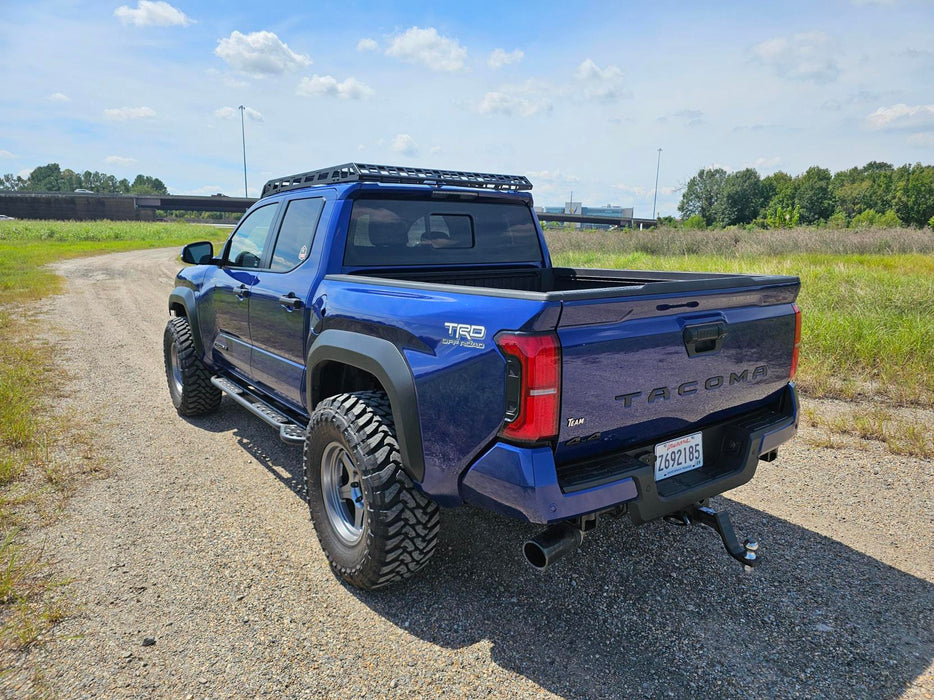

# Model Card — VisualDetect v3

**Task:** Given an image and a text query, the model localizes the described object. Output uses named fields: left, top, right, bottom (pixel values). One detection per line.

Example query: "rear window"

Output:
left=344, top=198, right=542, bottom=266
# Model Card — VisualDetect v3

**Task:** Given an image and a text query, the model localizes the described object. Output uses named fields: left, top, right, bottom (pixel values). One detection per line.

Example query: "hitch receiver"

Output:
left=667, top=504, right=760, bottom=570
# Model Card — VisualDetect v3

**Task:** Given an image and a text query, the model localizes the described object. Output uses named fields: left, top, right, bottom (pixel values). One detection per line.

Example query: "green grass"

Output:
left=0, top=220, right=227, bottom=655
left=546, top=227, right=934, bottom=407
left=0, top=219, right=228, bottom=304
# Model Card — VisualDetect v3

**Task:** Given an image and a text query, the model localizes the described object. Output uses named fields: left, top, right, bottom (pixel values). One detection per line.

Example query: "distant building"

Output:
left=582, top=204, right=633, bottom=230
left=536, top=203, right=637, bottom=230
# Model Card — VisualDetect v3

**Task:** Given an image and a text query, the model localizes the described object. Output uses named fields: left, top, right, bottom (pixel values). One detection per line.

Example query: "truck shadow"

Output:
left=188, top=402, right=934, bottom=700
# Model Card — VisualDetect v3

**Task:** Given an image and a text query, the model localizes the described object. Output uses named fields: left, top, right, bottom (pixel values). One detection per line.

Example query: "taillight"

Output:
left=495, top=332, right=561, bottom=444
left=790, top=303, right=802, bottom=379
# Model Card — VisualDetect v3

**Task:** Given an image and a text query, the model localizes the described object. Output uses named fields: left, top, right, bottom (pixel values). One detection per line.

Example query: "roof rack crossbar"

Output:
left=261, top=163, right=532, bottom=198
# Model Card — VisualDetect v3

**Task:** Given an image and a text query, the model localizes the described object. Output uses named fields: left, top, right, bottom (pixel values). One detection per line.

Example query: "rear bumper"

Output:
left=460, top=384, right=798, bottom=525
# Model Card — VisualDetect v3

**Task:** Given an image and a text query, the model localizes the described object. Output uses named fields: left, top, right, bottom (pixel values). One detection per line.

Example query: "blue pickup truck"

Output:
left=164, top=163, right=801, bottom=590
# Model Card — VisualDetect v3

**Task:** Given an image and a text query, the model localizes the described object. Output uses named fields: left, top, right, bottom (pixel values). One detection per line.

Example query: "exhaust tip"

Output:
left=523, top=540, right=548, bottom=570
left=522, top=523, right=584, bottom=570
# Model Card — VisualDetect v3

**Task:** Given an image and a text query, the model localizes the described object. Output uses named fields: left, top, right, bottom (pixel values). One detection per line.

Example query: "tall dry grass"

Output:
left=544, top=226, right=934, bottom=259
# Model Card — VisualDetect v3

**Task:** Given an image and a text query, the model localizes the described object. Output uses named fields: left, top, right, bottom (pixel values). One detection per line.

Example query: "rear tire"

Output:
left=163, top=316, right=221, bottom=416
left=305, top=391, right=440, bottom=590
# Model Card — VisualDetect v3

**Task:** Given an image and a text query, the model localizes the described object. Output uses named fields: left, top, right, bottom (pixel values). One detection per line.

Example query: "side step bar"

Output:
left=210, top=376, right=306, bottom=445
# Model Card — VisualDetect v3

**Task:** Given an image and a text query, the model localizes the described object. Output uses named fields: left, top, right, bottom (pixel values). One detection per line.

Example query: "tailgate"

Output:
left=554, top=280, right=799, bottom=465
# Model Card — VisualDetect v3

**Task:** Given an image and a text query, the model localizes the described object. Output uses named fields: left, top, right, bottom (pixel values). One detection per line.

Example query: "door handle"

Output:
left=233, top=284, right=250, bottom=300
left=278, top=293, right=303, bottom=311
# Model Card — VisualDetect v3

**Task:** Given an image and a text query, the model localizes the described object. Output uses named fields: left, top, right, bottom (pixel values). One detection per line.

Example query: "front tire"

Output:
left=163, top=316, right=221, bottom=416
left=305, top=391, right=440, bottom=590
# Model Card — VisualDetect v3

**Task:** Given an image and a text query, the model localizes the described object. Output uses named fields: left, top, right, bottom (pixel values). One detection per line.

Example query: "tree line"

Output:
left=676, top=161, right=934, bottom=229
left=0, top=162, right=168, bottom=196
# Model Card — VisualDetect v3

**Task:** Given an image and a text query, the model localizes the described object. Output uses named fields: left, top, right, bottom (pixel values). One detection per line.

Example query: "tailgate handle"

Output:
left=683, top=322, right=727, bottom=357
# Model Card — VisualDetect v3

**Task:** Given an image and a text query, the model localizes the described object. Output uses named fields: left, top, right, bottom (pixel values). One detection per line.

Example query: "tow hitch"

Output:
left=666, top=504, right=760, bottom=571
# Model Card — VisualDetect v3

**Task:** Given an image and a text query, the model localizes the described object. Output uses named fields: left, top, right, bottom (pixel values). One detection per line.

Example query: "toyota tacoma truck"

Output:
left=164, top=163, right=801, bottom=589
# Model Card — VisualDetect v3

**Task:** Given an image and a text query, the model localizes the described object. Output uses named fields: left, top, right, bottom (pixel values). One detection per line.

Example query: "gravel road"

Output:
left=5, top=247, right=933, bottom=698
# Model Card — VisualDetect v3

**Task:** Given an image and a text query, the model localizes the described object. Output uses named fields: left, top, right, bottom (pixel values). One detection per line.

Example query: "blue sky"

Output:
left=1, top=0, right=933, bottom=215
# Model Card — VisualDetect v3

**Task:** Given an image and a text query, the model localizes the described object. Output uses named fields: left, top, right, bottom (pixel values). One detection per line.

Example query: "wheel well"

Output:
left=170, top=302, right=186, bottom=318
left=314, top=361, right=384, bottom=403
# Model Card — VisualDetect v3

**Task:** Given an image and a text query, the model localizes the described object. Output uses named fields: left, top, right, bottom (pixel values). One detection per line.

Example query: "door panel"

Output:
left=203, top=267, right=257, bottom=374
left=198, top=202, right=280, bottom=376
left=249, top=197, right=325, bottom=406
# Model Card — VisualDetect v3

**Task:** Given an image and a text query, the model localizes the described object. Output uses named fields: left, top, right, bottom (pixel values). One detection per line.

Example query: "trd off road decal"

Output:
left=442, top=322, right=486, bottom=349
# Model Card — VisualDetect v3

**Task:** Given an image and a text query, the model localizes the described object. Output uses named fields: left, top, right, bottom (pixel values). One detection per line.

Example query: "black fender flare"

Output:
left=306, top=329, right=425, bottom=482
left=168, top=287, right=204, bottom=355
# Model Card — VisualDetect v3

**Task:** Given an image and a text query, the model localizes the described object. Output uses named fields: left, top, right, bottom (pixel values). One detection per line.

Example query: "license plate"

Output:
left=654, top=432, right=704, bottom=481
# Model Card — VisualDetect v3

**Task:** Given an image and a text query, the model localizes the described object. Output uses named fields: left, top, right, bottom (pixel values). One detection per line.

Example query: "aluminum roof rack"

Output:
left=261, top=163, right=532, bottom=198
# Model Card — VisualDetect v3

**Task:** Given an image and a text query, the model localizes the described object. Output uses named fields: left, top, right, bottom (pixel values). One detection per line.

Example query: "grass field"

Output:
left=547, top=226, right=934, bottom=408
left=0, top=220, right=228, bottom=304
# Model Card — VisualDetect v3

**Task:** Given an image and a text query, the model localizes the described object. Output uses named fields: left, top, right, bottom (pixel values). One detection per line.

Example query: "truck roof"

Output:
left=260, top=163, right=533, bottom=199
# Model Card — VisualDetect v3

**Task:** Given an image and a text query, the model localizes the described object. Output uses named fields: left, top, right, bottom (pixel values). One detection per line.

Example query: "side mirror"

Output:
left=181, top=241, right=214, bottom=265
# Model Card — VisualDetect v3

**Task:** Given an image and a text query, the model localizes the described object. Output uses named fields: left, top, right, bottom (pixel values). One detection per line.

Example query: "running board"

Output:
left=210, top=376, right=306, bottom=445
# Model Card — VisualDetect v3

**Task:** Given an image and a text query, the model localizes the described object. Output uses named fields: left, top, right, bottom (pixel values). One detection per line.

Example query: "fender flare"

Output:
left=307, top=329, right=425, bottom=482
left=168, top=288, right=204, bottom=355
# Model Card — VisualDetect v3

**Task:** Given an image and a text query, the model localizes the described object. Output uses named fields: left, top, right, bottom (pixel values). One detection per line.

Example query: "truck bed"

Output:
left=333, top=264, right=800, bottom=473
left=341, top=266, right=792, bottom=300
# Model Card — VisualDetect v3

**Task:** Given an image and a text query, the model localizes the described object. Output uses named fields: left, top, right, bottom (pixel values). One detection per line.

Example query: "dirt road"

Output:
left=6, top=248, right=933, bottom=698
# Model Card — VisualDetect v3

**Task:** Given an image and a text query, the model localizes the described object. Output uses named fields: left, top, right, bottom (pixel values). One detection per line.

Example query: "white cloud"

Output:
left=222, top=75, right=248, bottom=89
left=104, top=155, right=137, bottom=166
left=613, top=183, right=676, bottom=198
left=866, top=103, right=934, bottom=130
left=526, top=169, right=580, bottom=183
left=214, top=106, right=264, bottom=121
left=478, top=81, right=552, bottom=117
left=391, top=134, right=419, bottom=156
left=488, top=48, right=524, bottom=69
left=179, top=184, right=226, bottom=196
left=750, top=32, right=839, bottom=84
left=0, top=150, right=16, bottom=159
left=386, top=26, right=467, bottom=72
left=215, top=30, right=311, bottom=75
left=48, top=92, right=70, bottom=102
left=114, top=1, right=192, bottom=27
left=103, top=106, right=157, bottom=120
left=575, top=59, right=630, bottom=100
left=357, top=38, right=378, bottom=52
left=908, top=132, right=934, bottom=146
left=659, top=108, right=705, bottom=127
left=750, top=156, right=783, bottom=170
left=297, top=75, right=374, bottom=100
left=17, top=168, right=33, bottom=179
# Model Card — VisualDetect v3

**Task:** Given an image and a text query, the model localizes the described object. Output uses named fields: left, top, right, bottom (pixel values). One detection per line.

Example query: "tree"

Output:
left=129, top=174, right=168, bottom=195
left=0, top=174, right=27, bottom=191
left=678, top=168, right=727, bottom=225
left=26, top=163, right=64, bottom=191
left=795, top=166, right=835, bottom=224
left=715, top=168, right=766, bottom=226
left=762, top=171, right=796, bottom=211
left=892, top=163, right=934, bottom=227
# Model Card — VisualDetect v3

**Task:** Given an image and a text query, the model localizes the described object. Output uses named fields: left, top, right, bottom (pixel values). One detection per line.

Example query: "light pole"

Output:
left=652, top=147, right=662, bottom=220
left=239, top=105, right=248, bottom=197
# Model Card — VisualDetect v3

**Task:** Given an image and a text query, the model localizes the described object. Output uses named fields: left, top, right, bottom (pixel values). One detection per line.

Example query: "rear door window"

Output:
left=269, top=197, right=325, bottom=272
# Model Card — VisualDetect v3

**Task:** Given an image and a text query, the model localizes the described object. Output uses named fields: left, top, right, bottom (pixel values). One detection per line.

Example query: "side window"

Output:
left=269, top=198, right=325, bottom=272
left=225, top=203, right=278, bottom=268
